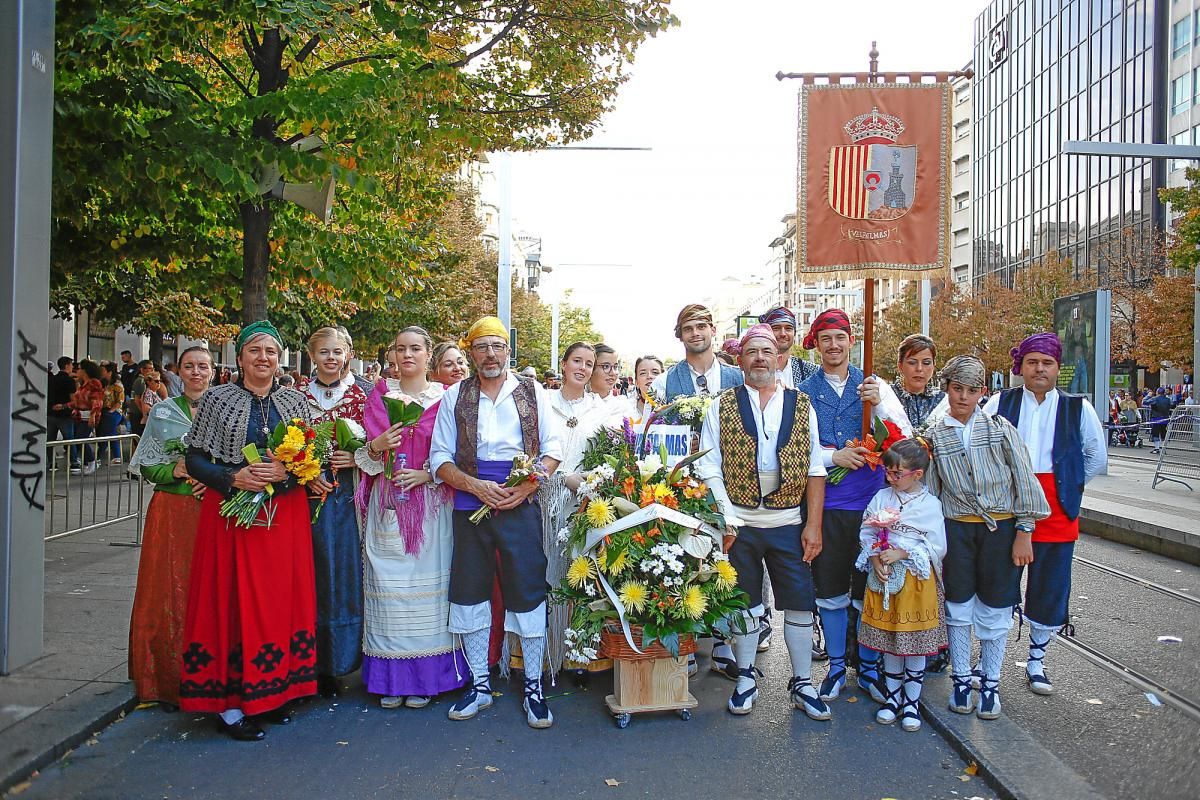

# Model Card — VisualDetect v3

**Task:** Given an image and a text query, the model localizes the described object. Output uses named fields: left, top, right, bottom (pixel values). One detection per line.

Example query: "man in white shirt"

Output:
left=697, top=325, right=830, bottom=721
left=985, top=332, right=1106, bottom=697
left=430, top=316, right=563, bottom=729
left=758, top=305, right=819, bottom=388
left=652, top=303, right=744, bottom=402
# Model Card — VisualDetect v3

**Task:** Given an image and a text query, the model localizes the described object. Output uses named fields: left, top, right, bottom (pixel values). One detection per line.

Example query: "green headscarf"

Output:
left=236, top=320, right=284, bottom=353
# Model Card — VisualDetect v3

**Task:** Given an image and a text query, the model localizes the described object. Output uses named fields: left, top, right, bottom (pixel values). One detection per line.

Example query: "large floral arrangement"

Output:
left=219, top=417, right=334, bottom=528
left=551, top=421, right=747, bottom=659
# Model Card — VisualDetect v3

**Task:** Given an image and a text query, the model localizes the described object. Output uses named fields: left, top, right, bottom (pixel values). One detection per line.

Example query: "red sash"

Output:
left=1033, top=472, right=1079, bottom=543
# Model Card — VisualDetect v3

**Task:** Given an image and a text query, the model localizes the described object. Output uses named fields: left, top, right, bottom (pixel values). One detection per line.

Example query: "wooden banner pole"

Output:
left=862, top=278, right=875, bottom=436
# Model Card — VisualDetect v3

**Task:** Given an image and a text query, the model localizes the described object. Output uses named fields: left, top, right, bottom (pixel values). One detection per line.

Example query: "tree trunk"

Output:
left=241, top=201, right=273, bottom=323
left=148, top=326, right=164, bottom=366
left=299, top=350, right=311, bottom=377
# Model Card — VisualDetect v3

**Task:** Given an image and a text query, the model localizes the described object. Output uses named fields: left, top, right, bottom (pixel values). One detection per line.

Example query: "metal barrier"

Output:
left=1152, top=407, right=1200, bottom=490
left=44, top=434, right=145, bottom=545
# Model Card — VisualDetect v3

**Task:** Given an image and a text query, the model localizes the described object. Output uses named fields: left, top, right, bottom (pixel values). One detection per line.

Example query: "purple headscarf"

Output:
left=1010, top=332, right=1062, bottom=375
left=739, top=323, right=777, bottom=353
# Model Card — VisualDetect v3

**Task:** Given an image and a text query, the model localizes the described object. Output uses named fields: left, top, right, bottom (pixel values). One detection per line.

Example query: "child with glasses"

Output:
left=854, top=437, right=947, bottom=731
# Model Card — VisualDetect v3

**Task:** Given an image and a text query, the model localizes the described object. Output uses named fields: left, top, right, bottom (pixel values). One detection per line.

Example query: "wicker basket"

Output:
left=600, top=624, right=697, bottom=662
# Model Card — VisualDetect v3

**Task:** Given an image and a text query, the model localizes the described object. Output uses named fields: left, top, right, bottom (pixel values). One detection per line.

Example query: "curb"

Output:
left=1079, top=507, right=1200, bottom=566
left=0, top=682, right=136, bottom=794
left=921, top=677, right=1101, bottom=800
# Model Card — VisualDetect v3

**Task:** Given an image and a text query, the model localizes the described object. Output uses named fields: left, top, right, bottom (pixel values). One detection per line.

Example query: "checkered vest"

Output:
left=717, top=385, right=811, bottom=510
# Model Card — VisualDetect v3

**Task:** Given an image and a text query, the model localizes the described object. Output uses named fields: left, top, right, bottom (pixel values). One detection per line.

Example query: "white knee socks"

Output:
left=461, top=628, right=491, bottom=686
left=732, top=619, right=761, bottom=693
left=783, top=611, right=815, bottom=680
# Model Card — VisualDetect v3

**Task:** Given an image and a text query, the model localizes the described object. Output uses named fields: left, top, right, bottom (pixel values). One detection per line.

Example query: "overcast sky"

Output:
left=503, top=0, right=986, bottom=362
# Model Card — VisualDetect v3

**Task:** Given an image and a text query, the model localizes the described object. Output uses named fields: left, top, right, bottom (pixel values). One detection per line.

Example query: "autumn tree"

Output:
left=1132, top=275, right=1195, bottom=373
left=510, top=288, right=604, bottom=375
left=55, top=0, right=677, bottom=335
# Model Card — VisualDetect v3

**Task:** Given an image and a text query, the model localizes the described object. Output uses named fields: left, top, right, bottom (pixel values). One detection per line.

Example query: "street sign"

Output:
left=509, top=327, right=517, bottom=368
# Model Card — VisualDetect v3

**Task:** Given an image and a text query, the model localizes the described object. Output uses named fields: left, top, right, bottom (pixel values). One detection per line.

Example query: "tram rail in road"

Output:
left=1072, top=555, right=1200, bottom=607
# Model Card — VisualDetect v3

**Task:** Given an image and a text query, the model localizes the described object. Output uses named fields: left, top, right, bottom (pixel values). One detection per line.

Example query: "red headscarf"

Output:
left=802, top=308, right=851, bottom=350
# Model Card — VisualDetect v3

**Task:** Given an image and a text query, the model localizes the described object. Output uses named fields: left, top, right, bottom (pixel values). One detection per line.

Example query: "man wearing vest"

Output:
left=985, top=333, right=1106, bottom=696
left=795, top=309, right=912, bottom=705
left=652, top=303, right=745, bottom=402
left=696, top=325, right=830, bottom=720
left=758, top=305, right=820, bottom=388
left=651, top=303, right=745, bottom=678
left=430, top=316, right=563, bottom=728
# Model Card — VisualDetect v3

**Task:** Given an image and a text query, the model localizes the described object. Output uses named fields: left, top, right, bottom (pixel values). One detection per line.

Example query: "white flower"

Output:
left=637, top=454, right=664, bottom=480
left=584, top=582, right=597, bottom=597
left=339, top=419, right=367, bottom=440
left=556, top=527, right=571, bottom=544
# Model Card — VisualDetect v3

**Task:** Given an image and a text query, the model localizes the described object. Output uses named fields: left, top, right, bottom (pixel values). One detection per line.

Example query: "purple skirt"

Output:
left=361, top=652, right=469, bottom=697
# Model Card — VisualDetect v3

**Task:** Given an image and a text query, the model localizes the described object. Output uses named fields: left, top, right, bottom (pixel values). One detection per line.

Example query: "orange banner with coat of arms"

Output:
left=797, top=83, right=951, bottom=279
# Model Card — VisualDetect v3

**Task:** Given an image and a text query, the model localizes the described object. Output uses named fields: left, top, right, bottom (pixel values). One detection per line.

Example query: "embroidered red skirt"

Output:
left=179, top=488, right=318, bottom=715
left=128, top=490, right=203, bottom=704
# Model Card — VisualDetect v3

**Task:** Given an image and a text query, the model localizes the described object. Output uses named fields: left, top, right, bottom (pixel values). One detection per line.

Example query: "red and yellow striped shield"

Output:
left=827, top=144, right=875, bottom=220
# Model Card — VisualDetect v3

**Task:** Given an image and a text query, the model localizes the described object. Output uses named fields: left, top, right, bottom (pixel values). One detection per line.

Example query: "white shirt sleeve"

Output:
left=807, top=405, right=827, bottom=477
left=873, top=380, right=913, bottom=436
left=428, top=383, right=460, bottom=484
left=650, top=372, right=668, bottom=396
left=1080, top=398, right=1108, bottom=482
left=696, top=394, right=743, bottom=527
left=982, top=393, right=1000, bottom=416
left=858, top=489, right=885, bottom=553
left=534, top=383, right=564, bottom=465
left=925, top=495, right=948, bottom=567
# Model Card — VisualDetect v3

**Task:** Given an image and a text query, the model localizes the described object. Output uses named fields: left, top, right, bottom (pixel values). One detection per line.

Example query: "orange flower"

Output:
left=632, top=532, right=646, bottom=545
left=646, top=526, right=661, bottom=539
left=660, top=494, right=679, bottom=510
left=622, top=475, right=636, bottom=498
left=639, top=485, right=655, bottom=507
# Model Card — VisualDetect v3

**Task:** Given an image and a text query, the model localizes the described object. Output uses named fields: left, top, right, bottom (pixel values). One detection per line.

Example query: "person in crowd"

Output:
left=925, top=355, right=1048, bottom=721
left=302, top=327, right=369, bottom=698
left=653, top=304, right=744, bottom=401
left=759, top=305, right=819, bottom=387
left=795, top=308, right=911, bottom=705
left=162, top=362, right=184, bottom=397
left=696, top=324, right=830, bottom=721
left=430, top=341, right=469, bottom=386
left=631, top=355, right=665, bottom=423
left=429, top=316, right=562, bottom=729
left=136, top=371, right=164, bottom=429
left=127, top=346, right=214, bottom=710
left=589, top=343, right=635, bottom=420
left=856, top=438, right=946, bottom=732
left=356, top=326, right=467, bottom=710
left=715, top=346, right=738, bottom=367
left=1146, top=387, right=1173, bottom=452
left=47, top=356, right=77, bottom=467
left=119, top=350, right=139, bottom=397
left=986, top=333, right=1106, bottom=697
left=892, top=334, right=946, bottom=435
left=70, top=360, right=105, bottom=475
left=537, top=342, right=613, bottom=683
left=181, top=321, right=319, bottom=741
left=99, top=362, right=126, bottom=464
left=278, top=375, right=295, bottom=388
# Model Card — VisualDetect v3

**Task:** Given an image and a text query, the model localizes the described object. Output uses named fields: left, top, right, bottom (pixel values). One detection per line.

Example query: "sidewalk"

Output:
left=1, top=456, right=1196, bottom=796
left=1081, top=452, right=1200, bottom=565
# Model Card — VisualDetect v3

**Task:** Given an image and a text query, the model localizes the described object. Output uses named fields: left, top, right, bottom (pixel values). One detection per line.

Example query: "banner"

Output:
left=1053, top=289, right=1112, bottom=414
left=797, top=83, right=952, bottom=278
left=636, top=424, right=692, bottom=467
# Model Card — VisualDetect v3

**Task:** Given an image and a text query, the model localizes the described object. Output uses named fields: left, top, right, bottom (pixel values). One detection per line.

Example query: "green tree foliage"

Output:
left=54, top=0, right=676, bottom=335
left=511, top=288, right=604, bottom=375
left=1161, top=167, right=1200, bottom=274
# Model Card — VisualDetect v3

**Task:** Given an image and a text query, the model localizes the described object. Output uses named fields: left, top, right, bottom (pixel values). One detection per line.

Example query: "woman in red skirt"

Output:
left=181, top=321, right=320, bottom=741
left=127, top=345, right=213, bottom=709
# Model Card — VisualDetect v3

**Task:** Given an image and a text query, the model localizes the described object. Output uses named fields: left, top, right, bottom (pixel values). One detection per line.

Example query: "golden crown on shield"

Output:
left=842, top=106, right=906, bottom=143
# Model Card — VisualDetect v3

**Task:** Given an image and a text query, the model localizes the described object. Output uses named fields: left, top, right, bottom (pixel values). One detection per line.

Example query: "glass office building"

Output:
left=971, top=0, right=1167, bottom=290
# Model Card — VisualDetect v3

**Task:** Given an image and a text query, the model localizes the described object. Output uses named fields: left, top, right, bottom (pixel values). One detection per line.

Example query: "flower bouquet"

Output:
left=379, top=391, right=424, bottom=508
left=468, top=452, right=549, bottom=523
left=826, top=417, right=905, bottom=486
left=552, top=423, right=745, bottom=661
left=863, top=506, right=906, bottom=609
left=219, top=417, right=334, bottom=528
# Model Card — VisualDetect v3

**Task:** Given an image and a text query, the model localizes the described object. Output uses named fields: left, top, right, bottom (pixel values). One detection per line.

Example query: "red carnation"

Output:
left=305, top=429, right=316, bottom=440
left=880, top=419, right=905, bottom=451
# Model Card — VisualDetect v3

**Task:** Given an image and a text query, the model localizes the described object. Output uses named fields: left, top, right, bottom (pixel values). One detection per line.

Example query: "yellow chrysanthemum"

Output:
left=652, top=483, right=675, bottom=503
left=292, top=451, right=322, bottom=484
left=618, top=581, right=649, bottom=613
left=714, top=560, right=738, bottom=590
left=566, top=556, right=596, bottom=589
left=274, top=427, right=307, bottom=461
left=681, top=585, right=707, bottom=619
left=585, top=497, right=616, bottom=528
left=604, top=548, right=628, bottom=575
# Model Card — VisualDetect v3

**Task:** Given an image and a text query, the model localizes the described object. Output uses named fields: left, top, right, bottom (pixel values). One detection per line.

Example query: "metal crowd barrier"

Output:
left=1152, top=407, right=1200, bottom=490
left=44, top=434, right=144, bottom=545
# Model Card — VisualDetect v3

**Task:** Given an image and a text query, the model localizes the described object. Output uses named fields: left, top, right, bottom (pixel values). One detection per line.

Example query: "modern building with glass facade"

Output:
left=971, top=0, right=1167, bottom=290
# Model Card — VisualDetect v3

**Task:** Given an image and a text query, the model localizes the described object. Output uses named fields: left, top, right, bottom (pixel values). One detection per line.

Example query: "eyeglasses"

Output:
left=695, top=374, right=709, bottom=394
left=885, top=468, right=917, bottom=479
left=597, top=363, right=620, bottom=374
left=471, top=343, right=509, bottom=354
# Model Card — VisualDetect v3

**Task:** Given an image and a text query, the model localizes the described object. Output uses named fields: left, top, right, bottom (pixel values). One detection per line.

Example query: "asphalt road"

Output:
left=16, top=640, right=976, bottom=800
left=972, top=533, right=1200, bottom=800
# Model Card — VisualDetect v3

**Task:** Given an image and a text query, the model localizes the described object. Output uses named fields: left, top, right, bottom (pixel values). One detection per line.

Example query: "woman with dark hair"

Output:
left=127, top=345, right=214, bottom=709
left=98, top=361, right=126, bottom=464
left=589, top=343, right=635, bottom=422
left=303, top=327, right=369, bottom=698
left=70, top=360, right=105, bottom=475
left=180, top=321, right=319, bottom=741
left=892, top=334, right=946, bottom=435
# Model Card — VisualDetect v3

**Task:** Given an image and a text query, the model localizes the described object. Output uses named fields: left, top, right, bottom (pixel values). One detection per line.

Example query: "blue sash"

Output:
left=454, top=459, right=513, bottom=512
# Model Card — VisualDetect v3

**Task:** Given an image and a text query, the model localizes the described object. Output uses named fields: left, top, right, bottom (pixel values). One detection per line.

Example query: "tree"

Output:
left=510, top=288, right=604, bottom=375
left=55, top=0, right=677, bottom=335
left=868, top=279, right=989, bottom=377
left=1134, top=275, right=1195, bottom=374
left=1160, top=167, right=1200, bottom=274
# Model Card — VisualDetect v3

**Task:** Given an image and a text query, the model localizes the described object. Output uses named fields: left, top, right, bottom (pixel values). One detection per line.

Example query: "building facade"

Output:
left=972, top=0, right=1167, bottom=290
left=951, top=66, right=975, bottom=287
left=1167, top=0, right=1200, bottom=206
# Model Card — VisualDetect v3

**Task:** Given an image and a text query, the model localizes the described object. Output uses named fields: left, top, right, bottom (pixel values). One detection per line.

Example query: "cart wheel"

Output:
left=678, top=709, right=692, bottom=721
left=615, top=713, right=631, bottom=729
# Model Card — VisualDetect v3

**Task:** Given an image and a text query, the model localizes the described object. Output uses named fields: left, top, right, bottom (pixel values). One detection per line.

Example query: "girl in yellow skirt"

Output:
left=855, top=437, right=947, bottom=732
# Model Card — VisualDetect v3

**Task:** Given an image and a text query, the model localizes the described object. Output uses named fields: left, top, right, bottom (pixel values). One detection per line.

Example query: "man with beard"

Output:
left=759, top=306, right=819, bottom=388
left=984, top=333, right=1105, bottom=696
left=430, top=316, right=563, bottom=729
left=653, top=304, right=744, bottom=401
left=697, top=325, right=831, bottom=721
left=796, top=309, right=911, bottom=705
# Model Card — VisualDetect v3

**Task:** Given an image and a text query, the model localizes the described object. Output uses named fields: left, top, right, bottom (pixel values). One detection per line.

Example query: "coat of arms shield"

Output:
left=827, top=143, right=917, bottom=221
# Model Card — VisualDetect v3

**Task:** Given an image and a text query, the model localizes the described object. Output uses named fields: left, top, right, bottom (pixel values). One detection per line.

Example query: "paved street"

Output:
left=16, top=644, right=975, bottom=800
